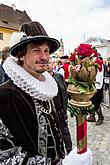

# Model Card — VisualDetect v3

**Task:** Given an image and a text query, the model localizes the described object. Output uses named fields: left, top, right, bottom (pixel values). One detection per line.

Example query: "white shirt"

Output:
left=57, top=67, right=65, bottom=78
left=96, top=65, right=104, bottom=89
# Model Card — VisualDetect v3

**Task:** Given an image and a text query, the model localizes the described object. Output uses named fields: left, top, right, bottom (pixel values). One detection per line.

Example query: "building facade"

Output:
left=0, top=4, right=32, bottom=57
left=51, top=38, right=65, bottom=62
left=86, top=37, right=110, bottom=60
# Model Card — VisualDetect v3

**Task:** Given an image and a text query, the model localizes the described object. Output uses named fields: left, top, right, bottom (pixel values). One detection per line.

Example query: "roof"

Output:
left=0, top=4, right=32, bottom=30
left=86, top=37, right=107, bottom=44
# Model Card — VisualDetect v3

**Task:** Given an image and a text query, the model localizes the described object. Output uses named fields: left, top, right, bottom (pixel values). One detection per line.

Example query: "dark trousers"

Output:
left=91, top=88, right=103, bottom=112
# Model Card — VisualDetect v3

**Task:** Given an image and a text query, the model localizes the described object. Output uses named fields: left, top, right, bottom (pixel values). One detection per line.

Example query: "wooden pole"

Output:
left=76, top=114, right=87, bottom=154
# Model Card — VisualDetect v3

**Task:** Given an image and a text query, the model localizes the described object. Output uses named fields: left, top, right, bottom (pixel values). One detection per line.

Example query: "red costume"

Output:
left=63, top=62, right=70, bottom=80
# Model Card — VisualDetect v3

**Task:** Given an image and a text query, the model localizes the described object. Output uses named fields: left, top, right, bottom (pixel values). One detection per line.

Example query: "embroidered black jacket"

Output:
left=0, top=80, right=65, bottom=164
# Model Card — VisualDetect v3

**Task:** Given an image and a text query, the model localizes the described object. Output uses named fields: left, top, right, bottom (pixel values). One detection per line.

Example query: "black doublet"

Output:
left=0, top=80, right=65, bottom=162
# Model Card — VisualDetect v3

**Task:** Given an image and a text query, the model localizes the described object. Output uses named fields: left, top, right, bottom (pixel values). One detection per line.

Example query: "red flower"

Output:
left=93, top=50, right=98, bottom=57
left=69, top=53, right=75, bottom=62
left=69, top=43, right=102, bottom=72
left=76, top=43, right=95, bottom=57
left=95, top=58, right=103, bottom=72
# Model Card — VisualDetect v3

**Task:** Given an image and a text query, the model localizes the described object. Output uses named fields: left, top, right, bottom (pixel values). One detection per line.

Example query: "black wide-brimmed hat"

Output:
left=60, top=55, right=69, bottom=59
left=9, top=22, right=60, bottom=56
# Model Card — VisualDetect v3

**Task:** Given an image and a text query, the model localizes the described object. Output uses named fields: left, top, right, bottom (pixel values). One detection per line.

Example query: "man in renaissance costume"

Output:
left=0, top=22, right=82, bottom=165
left=0, top=22, right=66, bottom=164
left=0, top=21, right=93, bottom=165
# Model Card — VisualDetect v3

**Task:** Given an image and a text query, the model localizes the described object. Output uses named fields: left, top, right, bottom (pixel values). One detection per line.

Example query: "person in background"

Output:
left=47, top=58, right=72, bottom=154
left=87, top=56, right=104, bottom=125
left=0, top=46, right=10, bottom=84
left=56, top=60, right=65, bottom=77
left=103, top=57, right=110, bottom=92
left=60, top=55, right=70, bottom=81
left=53, top=61, right=58, bottom=72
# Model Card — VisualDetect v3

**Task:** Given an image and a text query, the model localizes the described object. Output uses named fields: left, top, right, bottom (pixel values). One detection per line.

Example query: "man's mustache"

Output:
left=35, top=60, right=48, bottom=64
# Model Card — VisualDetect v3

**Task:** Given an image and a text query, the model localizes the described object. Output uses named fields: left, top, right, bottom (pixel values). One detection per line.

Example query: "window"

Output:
left=0, top=33, right=3, bottom=40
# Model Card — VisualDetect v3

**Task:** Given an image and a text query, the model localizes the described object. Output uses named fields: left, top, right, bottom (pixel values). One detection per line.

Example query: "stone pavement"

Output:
left=68, top=102, right=110, bottom=165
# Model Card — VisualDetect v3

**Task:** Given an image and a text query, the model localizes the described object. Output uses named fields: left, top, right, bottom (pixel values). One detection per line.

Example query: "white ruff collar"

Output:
left=3, top=57, right=58, bottom=101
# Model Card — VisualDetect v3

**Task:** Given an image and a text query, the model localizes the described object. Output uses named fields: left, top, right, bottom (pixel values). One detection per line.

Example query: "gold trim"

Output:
left=76, top=114, right=86, bottom=126
left=69, top=99, right=92, bottom=107
left=77, top=136, right=87, bottom=152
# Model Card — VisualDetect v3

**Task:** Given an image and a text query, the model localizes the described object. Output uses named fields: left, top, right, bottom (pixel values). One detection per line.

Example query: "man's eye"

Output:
left=33, top=49, right=40, bottom=52
left=45, top=50, right=50, bottom=53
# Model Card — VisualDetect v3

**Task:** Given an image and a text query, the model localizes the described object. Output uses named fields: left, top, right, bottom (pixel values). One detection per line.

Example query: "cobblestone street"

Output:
left=68, top=101, right=110, bottom=165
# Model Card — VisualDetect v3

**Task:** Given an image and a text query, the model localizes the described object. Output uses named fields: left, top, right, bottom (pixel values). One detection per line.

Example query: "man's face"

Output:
left=22, top=42, right=50, bottom=77
left=46, top=59, right=54, bottom=73
left=61, top=58, right=68, bottom=64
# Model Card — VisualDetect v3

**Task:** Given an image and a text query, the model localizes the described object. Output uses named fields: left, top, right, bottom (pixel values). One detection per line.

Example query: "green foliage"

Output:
left=92, top=46, right=97, bottom=51
left=68, top=76, right=96, bottom=93
left=68, top=76, right=76, bottom=84
left=67, top=103, right=95, bottom=116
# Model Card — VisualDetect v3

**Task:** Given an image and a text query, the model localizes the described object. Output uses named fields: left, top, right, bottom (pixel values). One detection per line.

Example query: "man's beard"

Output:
left=35, top=67, right=47, bottom=73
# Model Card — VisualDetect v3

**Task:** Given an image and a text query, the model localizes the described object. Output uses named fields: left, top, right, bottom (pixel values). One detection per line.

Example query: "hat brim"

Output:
left=60, top=56, right=69, bottom=59
left=10, top=36, right=60, bottom=56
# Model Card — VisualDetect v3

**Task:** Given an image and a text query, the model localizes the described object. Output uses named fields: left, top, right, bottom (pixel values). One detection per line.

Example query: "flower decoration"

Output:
left=68, top=43, right=103, bottom=93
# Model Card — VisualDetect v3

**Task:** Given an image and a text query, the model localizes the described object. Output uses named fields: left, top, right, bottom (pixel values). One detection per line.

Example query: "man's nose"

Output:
left=40, top=51, right=49, bottom=61
left=40, top=51, right=47, bottom=58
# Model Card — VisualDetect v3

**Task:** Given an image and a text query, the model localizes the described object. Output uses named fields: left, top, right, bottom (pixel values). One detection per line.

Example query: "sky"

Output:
left=1, top=0, right=110, bottom=54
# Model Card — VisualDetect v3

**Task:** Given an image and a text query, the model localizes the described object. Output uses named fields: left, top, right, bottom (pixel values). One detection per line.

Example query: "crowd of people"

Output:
left=0, top=21, right=109, bottom=164
left=87, top=56, right=104, bottom=125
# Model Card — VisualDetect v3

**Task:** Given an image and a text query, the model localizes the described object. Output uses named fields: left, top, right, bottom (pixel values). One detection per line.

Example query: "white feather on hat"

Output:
left=9, top=32, right=27, bottom=48
left=9, top=30, right=60, bottom=56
